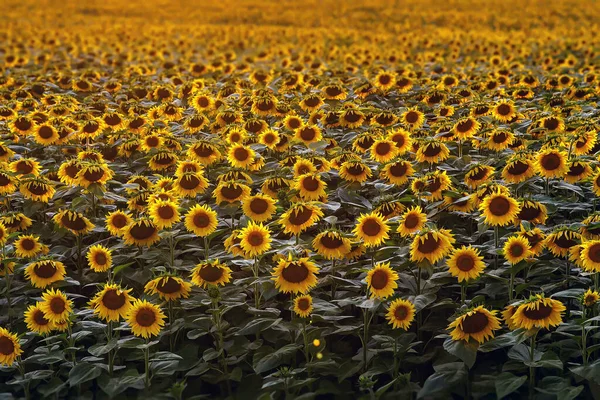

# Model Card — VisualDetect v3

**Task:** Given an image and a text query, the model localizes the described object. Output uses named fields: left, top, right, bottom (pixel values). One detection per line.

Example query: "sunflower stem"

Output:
left=144, top=338, right=150, bottom=388
left=212, top=296, right=231, bottom=395
left=67, top=321, right=76, bottom=366
left=595, top=272, right=599, bottom=292
left=392, top=338, right=400, bottom=390
left=302, top=320, right=311, bottom=379
left=529, top=331, right=538, bottom=400
left=509, top=268, right=515, bottom=301
left=494, top=225, right=499, bottom=270
left=203, top=236, right=209, bottom=260
left=545, top=178, right=549, bottom=196
left=169, top=234, right=175, bottom=271
left=565, top=262, right=571, bottom=319
left=461, top=282, right=467, bottom=304
left=331, top=259, right=337, bottom=300
left=168, top=300, right=174, bottom=352
left=76, top=234, right=83, bottom=292
left=582, top=322, right=588, bottom=366
left=253, top=257, right=260, bottom=310
left=17, top=359, right=30, bottom=400
left=107, top=320, right=115, bottom=375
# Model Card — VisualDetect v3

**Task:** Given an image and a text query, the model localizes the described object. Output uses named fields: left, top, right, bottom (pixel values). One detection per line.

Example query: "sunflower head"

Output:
left=239, top=221, right=272, bottom=257
left=89, top=283, right=134, bottom=322
left=145, top=276, right=192, bottom=301
left=511, top=294, right=565, bottom=331
left=40, top=288, right=73, bottom=324
left=0, top=328, right=23, bottom=366
left=127, top=299, right=166, bottom=339
left=366, top=262, right=398, bottom=299
left=272, top=255, right=319, bottom=294
left=448, top=306, right=501, bottom=344
left=25, top=302, right=55, bottom=335
left=353, top=212, right=390, bottom=248
left=293, top=294, right=314, bottom=318
left=447, top=246, right=485, bottom=282
left=386, top=299, right=416, bottom=330
left=191, top=260, right=232, bottom=288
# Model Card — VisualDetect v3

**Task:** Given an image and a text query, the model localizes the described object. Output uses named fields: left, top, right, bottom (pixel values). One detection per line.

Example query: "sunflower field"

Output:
left=2, top=0, right=600, bottom=398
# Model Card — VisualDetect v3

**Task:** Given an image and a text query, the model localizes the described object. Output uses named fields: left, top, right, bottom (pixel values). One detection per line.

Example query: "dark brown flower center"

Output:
left=157, top=205, right=174, bottom=220
left=297, top=298, right=310, bottom=311
left=361, top=219, right=382, bottom=237
left=102, top=289, right=126, bottom=310
left=456, top=119, right=474, bottom=133
left=21, top=238, right=36, bottom=251
left=193, top=212, right=210, bottom=228
left=249, top=198, right=269, bottom=214
left=233, top=147, right=249, bottom=161
left=50, top=297, right=66, bottom=314
left=405, top=111, right=419, bottom=124
left=518, top=204, right=541, bottom=221
left=492, top=132, right=508, bottom=144
left=130, top=223, right=156, bottom=240
left=94, top=252, right=108, bottom=266
left=507, top=161, right=530, bottom=175
left=199, top=265, right=224, bottom=282
left=417, top=234, right=441, bottom=254
left=220, top=185, right=243, bottom=200
left=179, top=175, right=200, bottom=190
left=540, top=153, right=561, bottom=171
left=320, top=233, right=343, bottom=249
left=456, top=254, right=475, bottom=271
left=61, top=213, right=87, bottom=231
left=157, top=277, right=182, bottom=294
left=111, top=214, right=128, bottom=229
left=375, top=142, right=391, bottom=156
left=462, top=312, right=488, bottom=334
left=404, top=213, right=420, bottom=229
left=33, top=261, right=57, bottom=279
left=394, top=305, right=408, bottom=320
left=422, top=144, right=442, bottom=157
left=33, top=309, right=50, bottom=326
left=38, top=126, right=54, bottom=139
left=370, top=269, right=389, bottom=290
left=247, top=232, right=264, bottom=247
left=497, top=104, right=511, bottom=116
left=299, top=127, right=316, bottom=141
left=588, top=243, right=600, bottom=263
left=288, top=207, right=313, bottom=226
left=302, top=177, right=320, bottom=192
left=389, top=162, right=408, bottom=177
left=523, top=304, right=553, bottom=320
left=488, top=197, right=510, bottom=216
left=136, top=308, right=156, bottom=327
left=0, top=336, right=15, bottom=356
left=282, top=262, right=309, bottom=283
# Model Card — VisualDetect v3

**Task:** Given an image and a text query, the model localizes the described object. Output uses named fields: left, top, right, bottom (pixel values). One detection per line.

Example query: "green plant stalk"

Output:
left=565, top=262, right=571, bottom=319
left=302, top=320, right=311, bottom=380
left=509, top=268, right=515, bottom=301
left=582, top=322, right=588, bottom=365
left=204, top=236, right=209, bottom=260
left=67, top=321, right=76, bottom=366
left=461, top=282, right=467, bottom=304
left=392, top=338, right=400, bottom=391
left=529, top=331, right=538, bottom=400
left=212, top=298, right=231, bottom=395
left=253, top=257, right=260, bottom=309
left=168, top=300, right=174, bottom=352
left=169, top=234, right=175, bottom=270
left=144, top=339, right=150, bottom=388
left=331, top=259, right=337, bottom=300
left=107, top=320, right=115, bottom=375
left=76, top=234, right=83, bottom=290
left=17, top=359, right=30, bottom=400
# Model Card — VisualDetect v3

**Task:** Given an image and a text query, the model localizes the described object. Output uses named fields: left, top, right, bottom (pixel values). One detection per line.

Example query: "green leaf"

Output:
left=254, top=344, right=301, bottom=374
left=68, top=363, right=102, bottom=386
left=88, top=338, right=117, bottom=357
left=443, top=337, right=477, bottom=369
left=495, top=372, right=527, bottom=399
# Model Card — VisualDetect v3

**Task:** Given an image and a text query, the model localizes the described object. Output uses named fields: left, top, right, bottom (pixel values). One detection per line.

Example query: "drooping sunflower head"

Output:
left=0, top=327, right=23, bottom=366
left=544, top=228, right=581, bottom=258
left=89, top=283, right=134, bottom=322
left=279, top=202, right=324, bottom=235
left=452, top=117, right=480, bottom=140
left=464, top=165, right=495, bottom=189
left=581, top=213, right=600, bottom=240
left=272, top=255, right=319, bottom=294
left=0, top=213, right=32, bottom=233
left=25, top=259, right=66, bottom=288
left=19, top=178, right=55, bottom=203
left=294, top=173, right=327, bottom=201
left=479, top=190, right=521, bottom=227
left=144, top=276, right=192, bottom=301
left=511, top=294, right=565, bottom=331
left=448, top=306, right=501, bottom=344
left=415, top=141, right=450, bottom=164
left=339, top=161, right=373, bottom=183
left=502, top=155, right=536, bottom=184
left=76, top=162, right=114, bottom=188
left=123, top=218, right=161, bottom=247
left=386, top=299, right=416, bottom=330
left=366, top=262, right=398, bottom=299
left=173, top=172, right=209, bottom=198
left=126, top=299, right=166, bottom=339
left=213, top=180, right=251, bottom=204
left=187, top=142, right=222, bottom=166
left=40, top=288, right=73, bottom=324
left=191, top=260, right=232, bottom=288
left=446, top=246, right=485, bottom=282
left=53, top=209, right=94, bottom=235
left=410, top=228, right=456, bottom=264
left=380, top=160, right=414, bottom=186
left=312, top=230, right=351, bottom=260
left=353, top=212, right=390, bottom=248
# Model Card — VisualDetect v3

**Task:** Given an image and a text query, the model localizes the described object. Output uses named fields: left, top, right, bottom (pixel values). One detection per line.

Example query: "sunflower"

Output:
left=387, top=128, right=412, bottom=154
left=148, top=199, right=180, bottom=229
left=448, top=306, right=501, bottom=344
left=545, top=228, right=580, bottom=257
left=10, top=116, right=35, bottom=136
left=397, top=206, right=427, bottom=237
left=25, top=302, right=55, bottom=335
left=173, top=173, right=210, bottom=199
left=0, top=328, right=22, bottom=366
left=239, top=222, right=272, bottom=257
left=0, top=171, right=17, bottom=195
left=0, top=213, right=32, bottom=233
left=188, top=142, right=222, bottom=166
left=25, top=260, right=66, bottom=288
left=19, top=178, right=55, bottom=203
left=339, top=161, right=373, bottom=183
left=518, top=227, right=546, bottom=256
left=464, top=165, right=495, bottom=189
left=353, top=212, right=390, bottom=247
left=400, top=108, right=424, bottom=130
left=582, top=288, right=600, bottom=308
left=282, top=115, right=304, bottom=131
left=293, top=294, right=313, bottom=318
left=242, top=194, right=277, bottom=222
left=370, top=139, right=398, bottom=163
left=184, top=204, right=218, bottom=237
left=534, top=148, right=568, bottom=179
left=86, top=244, right=112, bottom=273
left=191, top=260, right=232, bottom=288
left=366, top=262, right=398, bottom=299
left=14, top=234, right=43, bottom=258
left=312, top=230, right=351, bottom=260
left=76, top=163, right=114, bottom=188
left=0, top=257, right=15, bottom=277
left=502, top=156, right=536, bottom=184
left=485, top=129, right=515, bottom=151
left=452, top=117, right=480, bottom=140
left=503, top=236, right=532, bottom=264
left=272, top=255, right=319, bottom=294
left=214, top=181, right=251, bottom=204
left=33, top=123, right=59, bottom=145
left=89, top=283, right=134, bottom=322
left=40, top=288, right=73, bottom=323
left=565, top=160, right=592, bottom=183
left=105, top=210, right=133, bottom=236
left=511, top=295, right=565, bottom=330
left=573, top=130, right=597, bottom=156
left=380, top=160, right=414, bottom=186
left=127, top=299, right=166, bottom=339
left=540, top=116, right=564, bottom=133
left=279, top=202, right=324, bottom=235
left=415, top=142, right=450, bottom=164
left=516, top=200, right=547, bottom=225
left=145, top=276, right=192, bottom=301
left=295, top=125, right=322, bottom=145
left=53, top=209, right=94, bottom=235
left=447, top=246, right=486, bottom=282
left=479, top=191, right=521, bottom=226
left=579, top=240, right=600, bottom=272
left=492, top=101, right=517, bottom=122
left=410, top=229, right=456, bottom=264
left=123, top=218, right=161, bottom=247
left=294, top=173, right=327, bottom=201
left=386, top=299, right=416, bottom=330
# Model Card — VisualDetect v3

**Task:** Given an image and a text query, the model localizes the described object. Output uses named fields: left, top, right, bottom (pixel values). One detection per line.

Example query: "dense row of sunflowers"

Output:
left=2, top=0, right=600, bottom=398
